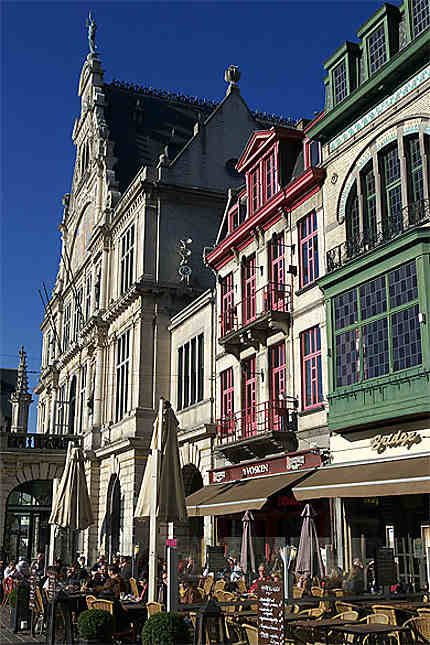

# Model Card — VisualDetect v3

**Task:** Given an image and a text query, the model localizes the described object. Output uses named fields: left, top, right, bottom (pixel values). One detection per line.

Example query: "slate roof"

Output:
left=104, top=80, right=298, bottom=193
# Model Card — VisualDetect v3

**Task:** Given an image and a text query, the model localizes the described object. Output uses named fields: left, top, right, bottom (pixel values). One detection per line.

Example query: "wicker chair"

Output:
left=327, top=611, right=359, bottom=644
left=336, top=601, right=361, bottom=614
left=237, top=578, right=247, bottom=595
left=331, top=587, right=345, bottom=597
left=222, top=591, right=237, bottom=614
left=242, top=623, right=258, bottom=645
left=146, top=601, right=163, bottom=616
left=129, top=577, right=138, bottom=598
left=365, top=613, right=389, bottom=625
left=311, top=586, right=324, bottom=597
left=371, top=605, right=402, bottom=645
left=203, top=575, right=214, bottom=597
left=214, top=579, right=226, bottom=593
left=90, top=599, right=135, bottom=642
left=85, top=594, right=97, bottom=609
left=225, top=617, right=247, bottom=645
left=292, top=585, right=304, bottom=599
left=403, top=615, right=430, bottom=643
left=417, top=608, right=430, bottom=616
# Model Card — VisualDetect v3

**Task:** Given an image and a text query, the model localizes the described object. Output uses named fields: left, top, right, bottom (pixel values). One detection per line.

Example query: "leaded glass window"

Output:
left=412, top=0, right=430, bottom=37
left=333, top=60, right=347, bottom=104
left=368, top=24, right=387, bottom=74
left=333, top=261, right=422, bottom=388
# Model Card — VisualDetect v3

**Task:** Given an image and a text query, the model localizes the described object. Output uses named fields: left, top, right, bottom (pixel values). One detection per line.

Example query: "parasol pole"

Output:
left=148, top=398, right=164, bottom=602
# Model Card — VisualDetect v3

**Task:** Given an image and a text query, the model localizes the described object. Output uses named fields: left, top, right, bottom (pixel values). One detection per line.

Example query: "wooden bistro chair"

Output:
left=242, top=623, right=258, bottom=645
left=146, top=601, right=163, bottom=617
left=403, top=615, right=430, bottom=643
left=91, top=598, right=134, bottom=642
left=129, top=577, right=139, bottom=598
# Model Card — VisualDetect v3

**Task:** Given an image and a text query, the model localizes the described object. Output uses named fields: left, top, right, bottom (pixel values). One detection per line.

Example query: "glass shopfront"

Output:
left=4, top=480, right=52, bottom=561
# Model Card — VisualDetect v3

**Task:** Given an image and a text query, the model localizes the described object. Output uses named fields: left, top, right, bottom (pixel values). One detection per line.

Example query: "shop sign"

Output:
left=242, top=463, right=269, bottom=477
left=370, top=430, right=422, bottom=454
left=276, top=494, right=300, bottom=508
left=286, top=455, right=305, bottom=470
left=214, top=471, right=226, bottom=483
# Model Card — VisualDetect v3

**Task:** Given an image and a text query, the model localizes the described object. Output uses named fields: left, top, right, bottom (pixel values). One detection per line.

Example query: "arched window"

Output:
left=361, top=160, right=378, bottom=245
left=345, top=182, right=359, bottom=257
left=68, top=376, right=77, bottom=434
left=105, top=474, right=121, bottom=560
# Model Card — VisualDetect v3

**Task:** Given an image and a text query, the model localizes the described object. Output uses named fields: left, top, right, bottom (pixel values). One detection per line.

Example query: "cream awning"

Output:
left=292, top=455, right=430, bottom=500
left=186, top=470, right=314, bottom=516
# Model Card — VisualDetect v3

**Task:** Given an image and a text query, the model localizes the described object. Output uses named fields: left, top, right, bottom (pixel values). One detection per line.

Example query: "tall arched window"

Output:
left=68, top=376, right=77, bottom=434
left=345, top=183, right=359, bottom=256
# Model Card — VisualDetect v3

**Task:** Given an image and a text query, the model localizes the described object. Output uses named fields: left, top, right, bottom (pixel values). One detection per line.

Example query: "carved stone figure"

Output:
left=86, top=11, right=97, bottom=54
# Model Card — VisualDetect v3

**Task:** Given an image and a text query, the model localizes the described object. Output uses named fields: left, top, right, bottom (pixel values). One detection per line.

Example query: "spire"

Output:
left=86, top=11, right=97, bottom=55
left=10, top=346, right=33, bottom=433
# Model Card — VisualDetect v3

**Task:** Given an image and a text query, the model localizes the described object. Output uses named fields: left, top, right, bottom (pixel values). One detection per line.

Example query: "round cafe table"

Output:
left=331, top=622, right=411, bottom=645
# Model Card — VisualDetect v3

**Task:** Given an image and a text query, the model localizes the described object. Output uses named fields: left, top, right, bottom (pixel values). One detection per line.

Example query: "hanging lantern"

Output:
left=193, top=597, right=228, bottom=645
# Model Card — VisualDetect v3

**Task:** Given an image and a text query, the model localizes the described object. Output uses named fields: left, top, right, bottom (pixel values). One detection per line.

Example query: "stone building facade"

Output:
left=32, top=42, right=296, bottom=563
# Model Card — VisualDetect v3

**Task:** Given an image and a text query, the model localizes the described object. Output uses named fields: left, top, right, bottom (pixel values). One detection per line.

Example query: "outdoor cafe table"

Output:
left=331, top=622, right=411, bottom=644
left=286, top=618, right=360, bottom=645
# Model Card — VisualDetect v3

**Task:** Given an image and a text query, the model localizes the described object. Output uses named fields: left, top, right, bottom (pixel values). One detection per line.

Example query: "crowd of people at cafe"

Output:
left=0, top=548, right=412, bottom=618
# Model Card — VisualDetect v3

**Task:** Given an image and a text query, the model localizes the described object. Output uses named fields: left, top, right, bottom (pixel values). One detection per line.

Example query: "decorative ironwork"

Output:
left=326, top=199, right=429, bottom=272
left=217, top=398, right=298, bottom=446
left=5, top=432, right=79, bottom=451
left=219, top=282, right=292, bottom=338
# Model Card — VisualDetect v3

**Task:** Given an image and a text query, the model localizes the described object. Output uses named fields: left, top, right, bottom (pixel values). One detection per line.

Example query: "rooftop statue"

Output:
left=86, top=11, right=97, bottom=54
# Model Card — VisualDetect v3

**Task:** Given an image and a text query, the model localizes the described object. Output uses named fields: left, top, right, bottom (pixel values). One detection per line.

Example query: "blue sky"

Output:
left=2, top=0, right=388, bottom=430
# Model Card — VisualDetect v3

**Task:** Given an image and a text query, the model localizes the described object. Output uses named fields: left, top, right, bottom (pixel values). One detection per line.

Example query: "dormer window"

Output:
left=367, top=23, right=387, bottom=74
left=412, top=0, right=429, bottom=37
left=264, top=152, right=276, bottom=201
left=228, top=196, right=247, bottom=233
left=310, top=141, right=321, bottom=167
left=333, top=60, right=348, bottom=105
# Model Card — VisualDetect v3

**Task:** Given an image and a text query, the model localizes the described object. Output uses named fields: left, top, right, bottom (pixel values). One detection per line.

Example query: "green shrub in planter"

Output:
left=8, top=586, right=17, bottom=608
left=142, top=612, right=191, bottom=645
left=77, top=609, right=114, bottom=643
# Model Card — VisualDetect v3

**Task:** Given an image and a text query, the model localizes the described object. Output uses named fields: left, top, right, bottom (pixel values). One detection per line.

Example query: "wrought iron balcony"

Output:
left=215, top=398, right=298, bottom=462
left=326, top=198, right=429, bottom=273
left=219, top=282, right=292, bottom=357
left=1, top=432, right=80, bottom=452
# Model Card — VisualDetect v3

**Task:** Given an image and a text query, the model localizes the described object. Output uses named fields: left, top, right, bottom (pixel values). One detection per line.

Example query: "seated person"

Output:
left=65, top=562, right=82, bottom=588
left=296, top=573, right=311, bottom=596
left=137, top=577, right=148, bottom=603
left=83, top=565, right=108, bottom=591
left=323, top=566, right=344, bottom=593
left=343, top=559, right=364, bottom=595
left=223, top=572, right=239, bottom=594
left=180, top=578, right=201, bottom=604
left=43, top=567, right=65, bottom=595
left=93, top=565, right=127, bottom=599
left=249, top=564, right=270, bottom=594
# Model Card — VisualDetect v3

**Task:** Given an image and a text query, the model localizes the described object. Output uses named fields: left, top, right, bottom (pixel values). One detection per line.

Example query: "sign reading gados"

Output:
left=370, top=430, right=422, bottom=454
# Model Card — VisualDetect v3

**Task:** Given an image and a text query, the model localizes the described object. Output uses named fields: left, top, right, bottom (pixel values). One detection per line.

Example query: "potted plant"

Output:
left=142, top=612, right=191, bottom=645
left=77, top=609, right=114, bottom=644
left=8, top=586, right=17, bottom=629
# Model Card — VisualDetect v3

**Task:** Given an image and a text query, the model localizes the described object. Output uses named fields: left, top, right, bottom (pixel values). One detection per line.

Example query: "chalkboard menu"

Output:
left=375, top=547, right=396, bottom=587
left=206, top=546, right=226, bottom=573
left=257, top=580, right=284, bottom=645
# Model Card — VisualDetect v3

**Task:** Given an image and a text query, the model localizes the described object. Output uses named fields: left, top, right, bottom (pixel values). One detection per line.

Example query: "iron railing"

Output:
left=219, top=282, right=292, bottom=338
left=217, top=398, right=298, bottom=445
left=2, top=432, right=79, bottom=451
left=326, top=198, right=429, bottom=273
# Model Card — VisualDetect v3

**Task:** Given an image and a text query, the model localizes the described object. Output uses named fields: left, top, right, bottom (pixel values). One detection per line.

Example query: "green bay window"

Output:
left=411, top=0, right=430, bottom=37
left=367, top=23, right=387, bottom=74
left=333, top=60, right=348, bottom=105
left=334, top=260, right=422, bottom=389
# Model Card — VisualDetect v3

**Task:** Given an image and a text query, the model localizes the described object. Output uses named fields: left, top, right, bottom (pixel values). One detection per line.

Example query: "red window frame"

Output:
left=249, top=168, right=260, bottom=214
left=270, top=342, right=287, bottom=431
left=242, top=255, right=257, bottom=324
left=267, top=233, right=285, bottom=311
left=220, top=273, right=234, bottom=336
left=220, top=367, right=235, bottom=438
left=301, top=326, right=323, bottom=410
left=263, top=152, right=276, bottom=201
left=299, top=211, right=319, bottom=288
left=242, top=356, right=257, bottom=437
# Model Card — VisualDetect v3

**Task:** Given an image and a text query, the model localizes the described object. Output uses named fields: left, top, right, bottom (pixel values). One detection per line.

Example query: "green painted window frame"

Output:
left=406, top=134, right=425, bottom=203
left=380, top=144, right=403, bottom=235
left=407, top=0, right=430, bottom=39
left=361, top=162, right=377, bottom=241
left=333, top=260, right=422, bottom=389
left=332, top=58, right=349, bottom=106
left=366, top=22, right=388, bottom=75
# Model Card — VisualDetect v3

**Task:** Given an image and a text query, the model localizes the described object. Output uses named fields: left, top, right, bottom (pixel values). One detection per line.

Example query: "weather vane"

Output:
left=86, top=11, right=97, bottom=54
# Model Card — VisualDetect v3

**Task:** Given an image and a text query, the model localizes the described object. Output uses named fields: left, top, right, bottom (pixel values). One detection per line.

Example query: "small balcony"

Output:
left=0, top=431, right=79, bottom=453
left=215, top=398, right=298, bottom=462
left=219, top=282, right=291, bottom=358
left=326, top=198, right=429, bottom=273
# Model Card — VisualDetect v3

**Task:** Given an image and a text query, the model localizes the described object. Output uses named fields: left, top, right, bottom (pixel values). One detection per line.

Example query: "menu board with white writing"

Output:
left=257, top=581, right=284, bottom=645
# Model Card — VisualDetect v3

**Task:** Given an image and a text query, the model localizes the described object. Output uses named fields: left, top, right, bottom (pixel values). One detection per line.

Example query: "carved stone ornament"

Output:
left=225, top=65, right=241, bottom=86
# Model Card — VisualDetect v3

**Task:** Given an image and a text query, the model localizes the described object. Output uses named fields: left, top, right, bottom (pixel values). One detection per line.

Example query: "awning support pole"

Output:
left=148, top=398, right=163, bottom=603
